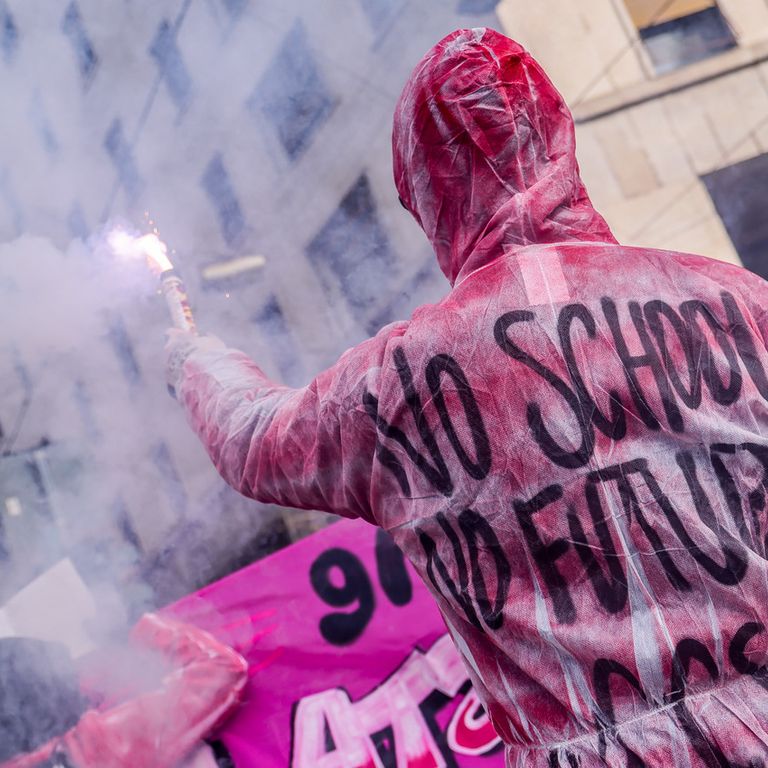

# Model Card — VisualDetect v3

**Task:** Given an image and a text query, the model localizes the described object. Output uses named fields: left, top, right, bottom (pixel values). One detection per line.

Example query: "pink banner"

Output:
left=167, top=518, right=505, bottom=767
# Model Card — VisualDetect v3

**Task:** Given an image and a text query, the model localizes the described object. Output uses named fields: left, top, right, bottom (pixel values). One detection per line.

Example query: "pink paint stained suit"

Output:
left=1, top=614, right=247, bottom=768
left=174, top=28, right=768, bottom=767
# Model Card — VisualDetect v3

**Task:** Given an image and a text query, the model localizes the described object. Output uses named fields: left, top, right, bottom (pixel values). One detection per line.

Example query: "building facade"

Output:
left=2, top=0, right=766, bottom=626
left=497, top=0, right=768, bottom=271
left=0, top=0, right=498, bottom=622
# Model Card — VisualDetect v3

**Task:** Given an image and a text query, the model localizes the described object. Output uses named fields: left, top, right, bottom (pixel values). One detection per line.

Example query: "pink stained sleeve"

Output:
left=60, top=613, right=247, bottom=768
left=175, top=322, right=408, bottom=522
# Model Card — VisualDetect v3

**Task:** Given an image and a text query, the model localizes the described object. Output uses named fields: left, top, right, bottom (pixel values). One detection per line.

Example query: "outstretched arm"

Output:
left=168, top=322, right=408, bottom=522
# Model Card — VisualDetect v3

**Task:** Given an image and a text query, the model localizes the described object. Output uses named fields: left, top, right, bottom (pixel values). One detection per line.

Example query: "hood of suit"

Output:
left=392, top=28, right=616, bottom=285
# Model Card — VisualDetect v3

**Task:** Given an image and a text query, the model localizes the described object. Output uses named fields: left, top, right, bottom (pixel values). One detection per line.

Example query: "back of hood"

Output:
left=392, top=28, right=616, bottom=285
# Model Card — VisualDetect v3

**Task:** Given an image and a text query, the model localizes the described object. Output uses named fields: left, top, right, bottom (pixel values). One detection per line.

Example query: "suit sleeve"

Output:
left=59, top=613, right=247, bottom=768
left=175, top=322, right=408, bottom=522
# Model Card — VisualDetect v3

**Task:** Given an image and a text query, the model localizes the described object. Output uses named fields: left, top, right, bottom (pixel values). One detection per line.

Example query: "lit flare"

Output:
left=108, top=229, right=173, bottom=274
left=107, top=227, right=196, bottom=334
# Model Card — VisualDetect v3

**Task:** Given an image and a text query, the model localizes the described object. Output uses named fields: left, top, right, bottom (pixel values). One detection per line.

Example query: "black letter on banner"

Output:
left=310, top=548, right=375, bottom=646
left=513, top=485, right=575, bottom=624
left=644, top=300, right=701, bottom=409
left=722, top=291, right=768, bottom=402
left=363, top=347, right=453, bottom=496
left=668, top=638, right=729, bottom=767
left=602, top=298, right=684, bottom=432
left=375, top=529, right=412, bottom=607
left=592, top=658, right=647, bottom=767
left=558, top=303, right=627, bottom=441
left=425, top=354, right=492, bottom=480
left=568, top=479, right=628, bottom=614
left=675, top=451, right=748, bottom=585
left=419, top=513, right=481, bottom=630
left=680, top=300, right=741, bottom=405
left=458, top=508, right=511, bottom=630
left=589, top=461, right=690, bottom=592
left=495, top=310, right=594, bottom=468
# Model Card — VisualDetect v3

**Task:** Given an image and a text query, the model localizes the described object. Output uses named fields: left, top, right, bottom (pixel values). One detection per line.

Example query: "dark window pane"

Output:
left=626, top=0, right=715, bottom=29
left=141, top=490, right=290, bottom=604
left=149, top=20, right=192, bottom=113
left=360, top=0, right=398, bottom=29
left=640, top=6, right=735, bottom=75
left=150, top=441, right=187, bottom=519
left=61, top=1, right=98, bottom=85
left=29, top=93, right=59, bottom=156
left=368, top=257, right=446, bottom=334
left=114, top=497, right=143, bottom=555
left=251, top=296, right=304, bottom=386
left=201, top=153, right=246, bottom=247
left=0, top=450, right=62, bottom=602
left=106, top=313, right=142, bottom=386
left=1, top=1, right=18, bottom=64
left=306, top=174, right=396, bottom=324
left=457, top=0, right=500, bottom=13
left=72, top=380, right=99, bottom=440
left=703, top=152, right=768, bottom=280
left=221, top=0, right=247, bottom=20
left=104, top=119, right=143, bottom=202
left=67, top=202, right=88, bottom=241
left=248, top=20, right=337, bottom=161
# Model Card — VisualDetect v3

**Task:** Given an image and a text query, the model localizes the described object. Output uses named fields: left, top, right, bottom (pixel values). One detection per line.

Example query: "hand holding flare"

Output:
left=108, top=228, right=203, bottom=397
left=107, top=229, right=197, bottom=333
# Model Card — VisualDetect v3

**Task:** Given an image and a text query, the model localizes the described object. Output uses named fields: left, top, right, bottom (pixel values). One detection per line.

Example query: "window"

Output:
left=61, top=1, right=98, bottom=85
left=369, top=258, right=447, bottom=334
left=150, top=441, right=187, bottom=519
left=359, top=0, right=400, bottom=30
left=149, top=19, right=192, bottom=113
left=625, top=0, right=735, bottom=74
left=248, top=21, right=337, bottom=161
left=221, top=0, right=247, bottom=21
left=114, top=497, right=143, bottom=555
left=201, top=153, right=246, bottom=248
left=72, top=380, right=99, bottom=440
left=703, top=152, right=768, bottom=280
left=67, top=203, right=88, bottom=241
left=0, top=448, right=63, bottom=602
left=68, top=500, right=147, bottom=616
left=104, top=119, right=143, bottom=203
left=456, top=0, right=500, bottom=14
left=106, top=313, right=142, bottom=386
left=29, top=93, right=59, bottom=157
left=306, top=174, right=396, bottom=326
left=1, top=1, right=18, bottom=64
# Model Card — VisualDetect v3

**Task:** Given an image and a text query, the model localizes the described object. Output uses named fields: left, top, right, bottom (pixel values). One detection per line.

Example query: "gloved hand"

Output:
left=164, top=329, right=226, bottom=393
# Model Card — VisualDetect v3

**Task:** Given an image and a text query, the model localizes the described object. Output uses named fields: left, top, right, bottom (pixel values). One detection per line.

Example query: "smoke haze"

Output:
left=0, top=0, right=494, bottom=657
